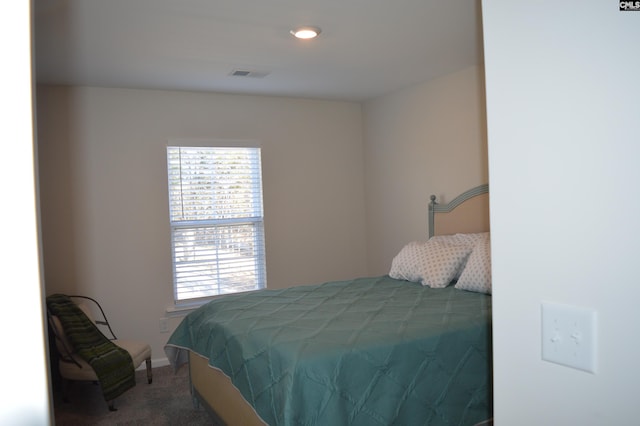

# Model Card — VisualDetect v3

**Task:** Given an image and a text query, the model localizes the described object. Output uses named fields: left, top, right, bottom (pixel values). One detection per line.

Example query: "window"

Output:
left=167, top=145, right=266, bottom=302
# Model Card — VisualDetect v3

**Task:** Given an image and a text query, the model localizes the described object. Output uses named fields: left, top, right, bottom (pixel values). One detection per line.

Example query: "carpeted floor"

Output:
left=53, top=364, right=213, bottom=425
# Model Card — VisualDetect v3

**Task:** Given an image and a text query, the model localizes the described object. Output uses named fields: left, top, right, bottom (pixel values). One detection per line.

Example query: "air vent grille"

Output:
left=230, top=69, right=271, bottom=78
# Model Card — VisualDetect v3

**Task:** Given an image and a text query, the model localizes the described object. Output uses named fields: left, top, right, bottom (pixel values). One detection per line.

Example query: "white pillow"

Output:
left=430, top=232, right=488, bottom=249
left=389, top=241, right=426, bottom=283
left=428, top=232, right=489, bottom=279
left=455, top=236, right=492, bottom=293
left=389, top=239, right=473, bottom=288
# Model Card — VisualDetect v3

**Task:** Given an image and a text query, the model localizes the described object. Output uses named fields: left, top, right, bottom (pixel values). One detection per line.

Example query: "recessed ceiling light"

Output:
left=290, top=26, right=321, bottom=40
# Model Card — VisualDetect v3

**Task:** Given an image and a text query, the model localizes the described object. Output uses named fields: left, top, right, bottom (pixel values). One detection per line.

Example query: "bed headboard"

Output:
left=428, top=184, right=490, bottom=238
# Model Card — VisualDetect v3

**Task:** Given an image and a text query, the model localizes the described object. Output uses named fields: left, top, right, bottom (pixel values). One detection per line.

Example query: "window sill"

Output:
left=166, top=288, right=263, bottom=317
left=165, top=300, right=208, bottom=317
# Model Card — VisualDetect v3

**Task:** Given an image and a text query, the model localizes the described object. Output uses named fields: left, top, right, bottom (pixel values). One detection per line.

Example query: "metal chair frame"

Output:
left=47, top=295, right=152, bottom=411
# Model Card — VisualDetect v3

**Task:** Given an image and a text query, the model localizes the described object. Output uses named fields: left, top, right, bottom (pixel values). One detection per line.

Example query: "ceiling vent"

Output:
left=230, top=69, right=271, bottom=78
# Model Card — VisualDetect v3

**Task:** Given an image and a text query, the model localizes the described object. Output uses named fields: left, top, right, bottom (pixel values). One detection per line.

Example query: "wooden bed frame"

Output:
left=187, top=183, right=491, bottom=425
left=189, top=351, right=266, bottom=425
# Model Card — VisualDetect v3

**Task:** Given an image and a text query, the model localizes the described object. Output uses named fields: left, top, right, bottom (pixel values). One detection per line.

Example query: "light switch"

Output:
left=541, top=302, right=597, bottom=373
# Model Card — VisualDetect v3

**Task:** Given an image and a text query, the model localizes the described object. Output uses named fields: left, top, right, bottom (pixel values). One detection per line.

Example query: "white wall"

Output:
left=363, top=66, right=488, bottom=275
left=37, top=86, right=367, bottom=363
left=483, top=1, right=640, bottom=423
left=0, top=2, right=51, bottom=424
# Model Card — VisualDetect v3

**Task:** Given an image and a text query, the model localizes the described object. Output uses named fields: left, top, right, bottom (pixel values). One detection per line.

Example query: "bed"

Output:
left=165, top=184, right=492, bottom=426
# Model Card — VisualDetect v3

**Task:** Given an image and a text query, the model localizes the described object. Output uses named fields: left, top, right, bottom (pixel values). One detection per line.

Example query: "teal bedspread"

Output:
left=165, top=276, right=492, bottom=425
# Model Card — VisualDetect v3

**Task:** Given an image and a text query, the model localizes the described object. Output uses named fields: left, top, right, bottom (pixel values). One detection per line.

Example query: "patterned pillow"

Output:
left=444, top=232, right=489, bottom=246
left=389, top=241, right=426, bottom=283
left=389, top=239, right=473, bottom=288
left=429, top=232, right=489, bottom=279
left=455, top=236, right=492, bottom=293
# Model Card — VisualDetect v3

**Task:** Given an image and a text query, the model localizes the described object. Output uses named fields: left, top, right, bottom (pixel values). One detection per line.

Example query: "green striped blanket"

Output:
left=47, top=294, right=135, bottom=402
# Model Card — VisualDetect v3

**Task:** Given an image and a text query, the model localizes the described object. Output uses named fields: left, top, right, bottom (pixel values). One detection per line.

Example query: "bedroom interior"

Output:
left=34, top=0, right=488, bottom=380
left=3, top=0, right=638, bottom=425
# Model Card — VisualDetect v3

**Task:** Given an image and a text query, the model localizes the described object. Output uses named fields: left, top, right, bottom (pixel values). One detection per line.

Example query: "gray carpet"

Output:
left=53, top=364, right=213, bottom=425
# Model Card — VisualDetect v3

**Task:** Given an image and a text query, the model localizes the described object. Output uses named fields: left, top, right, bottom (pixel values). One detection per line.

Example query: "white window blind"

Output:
left=167, top=146, right=266, bottom=301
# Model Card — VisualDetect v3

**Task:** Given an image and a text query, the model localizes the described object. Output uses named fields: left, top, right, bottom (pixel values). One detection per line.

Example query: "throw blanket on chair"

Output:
left=46, top=294, right=136, bottom=402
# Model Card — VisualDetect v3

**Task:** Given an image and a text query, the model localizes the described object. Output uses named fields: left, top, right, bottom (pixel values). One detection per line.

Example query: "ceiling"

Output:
left=34, top=0, right=483, bottom=102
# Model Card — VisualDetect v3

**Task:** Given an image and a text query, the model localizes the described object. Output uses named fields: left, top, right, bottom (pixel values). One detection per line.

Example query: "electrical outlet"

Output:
left=159, top=317, right=169, bottom=333
left=541, top=302, right=597, bottom=373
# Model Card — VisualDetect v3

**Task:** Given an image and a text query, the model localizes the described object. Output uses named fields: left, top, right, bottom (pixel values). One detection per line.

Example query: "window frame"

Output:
left=166, top=140, right=267, bottom=306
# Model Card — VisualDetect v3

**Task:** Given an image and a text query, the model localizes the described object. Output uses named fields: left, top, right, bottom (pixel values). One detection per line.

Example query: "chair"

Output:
left=47, top=295, right=152, bottom=411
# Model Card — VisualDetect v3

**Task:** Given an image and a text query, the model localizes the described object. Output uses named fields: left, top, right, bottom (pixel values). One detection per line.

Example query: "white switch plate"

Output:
left=541, top=302, right=597, bottom=373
